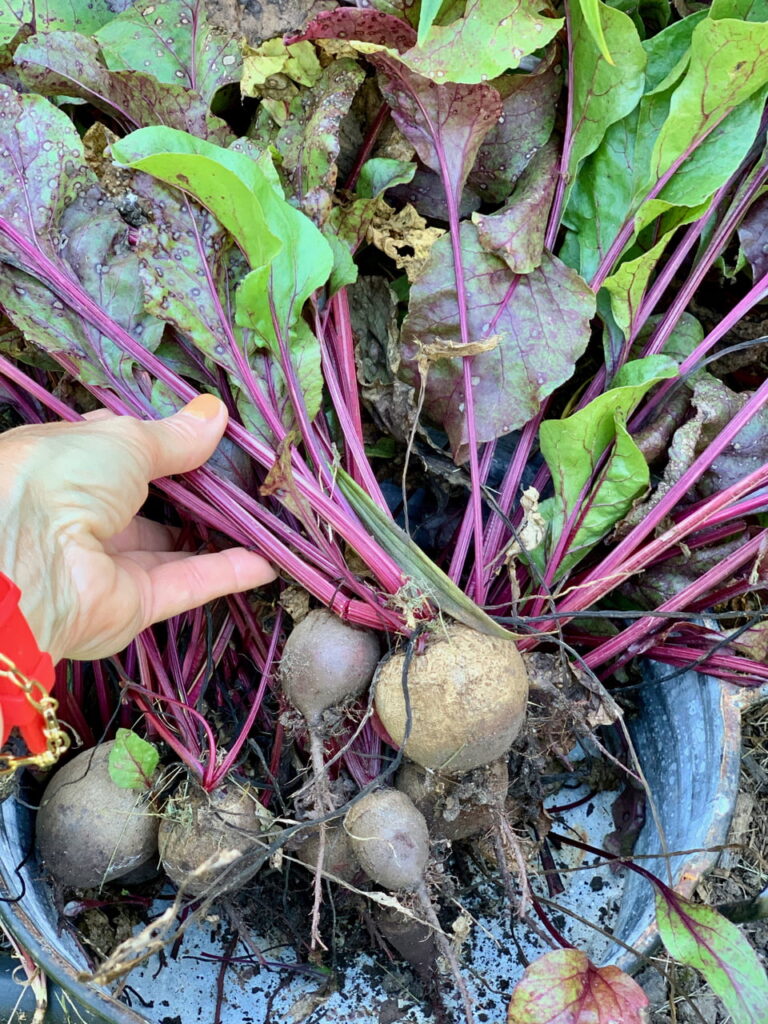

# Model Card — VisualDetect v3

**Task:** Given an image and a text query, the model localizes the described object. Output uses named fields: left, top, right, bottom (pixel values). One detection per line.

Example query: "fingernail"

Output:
left=181, top=394, right=223, bottom=421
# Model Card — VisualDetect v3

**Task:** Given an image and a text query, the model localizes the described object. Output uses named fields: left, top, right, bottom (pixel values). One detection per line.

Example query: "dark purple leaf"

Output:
left=368, top=52, right=501, bottom=203
left=387, top=166, right=481, bottom=221
left=94, top=0, right=242, bottom=105
left=469, top=61, right=561, bottom=203
left=473, top=137, right=560, bottom=274
left=738, top=192, right=768, bottom=281
left=287, top=8, right=417, bottom=52
left=276, top=57, right=365, bottom=223
left=14, top=31, right=230, bottom=140
left=604, top=783, right=646, bottom=860
left=399, top=222, right=595, bottom=461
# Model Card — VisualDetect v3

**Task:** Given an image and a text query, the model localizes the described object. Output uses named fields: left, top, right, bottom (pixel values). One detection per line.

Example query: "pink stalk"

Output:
left=125, top=684, right=212, bottom=780
left=0, top=216, right=410, bottom=602
left=482, top=412, right=543, bottom=588
left=544, top=1, right=575, bottom=251
left=585, top=530, right=768, bottom=669
left=637, top=644, right=768, bottom=684
left=431, top=153, right=486, bottom=598
left=549, top=457, right=768, bottom=621
left=316, top=316, right=391, bottom=506
left=448, top=442, right=495, bottom=588
left=211, top=608, right=283, bottom=787
left=636, top=267, right=768, bottom=425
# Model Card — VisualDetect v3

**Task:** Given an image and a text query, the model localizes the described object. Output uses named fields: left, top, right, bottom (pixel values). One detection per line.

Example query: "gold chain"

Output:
left=0, top=652, right=70, bottom=773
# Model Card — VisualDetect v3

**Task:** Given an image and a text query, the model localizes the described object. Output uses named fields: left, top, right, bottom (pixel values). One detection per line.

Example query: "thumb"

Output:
left=139, top=394, right=229, bottom=481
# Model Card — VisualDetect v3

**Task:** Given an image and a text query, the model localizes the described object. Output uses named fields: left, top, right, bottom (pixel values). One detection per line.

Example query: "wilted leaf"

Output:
left=399, top=222, right=595, bottom=462
left=654, top=881, right=768, bottom=1024
left=367, top=201, right=445, bottom=281
left=401, top=0, right=562, bottom=85
left=469, top=61, right=561, bottom=204
left=275, top=58, right=365, bottom=220
left=108, top=729, right=160, bottom=790
left=472, top=138, right=560, bottom=274
left=507, top=948, right=648, bottom=1023
left=536, top=356, right=677, bottom=577
left=241, top=38, right=322, bottom=94
left=15, top=31, right=230, bottom=141
left=95, top=0, right=241, bottom=104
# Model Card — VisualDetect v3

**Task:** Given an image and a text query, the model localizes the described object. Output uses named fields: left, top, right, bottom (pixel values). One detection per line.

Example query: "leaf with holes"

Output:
left=507, top=948, right=649, bottom=1023
left=654, top=880, right=768, bottom=1024
left=275, top=57, right=365, bottom=222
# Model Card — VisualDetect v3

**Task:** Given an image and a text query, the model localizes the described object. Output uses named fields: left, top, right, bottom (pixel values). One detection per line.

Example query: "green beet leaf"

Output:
left=535, top=355, right=677, bottom=578
left=357, top=158, right=416, bottom=199
left=402, top=0, right=562, bottom=85
left=95, top=0, right=241, bottom=105
left=108, top=729, right=160, bottom=791
left=649, top=17, right=768, bottom=190
left=654, top=883, right=768, bottom=1024
left=417, top=0, right=445, bottom=46
left=507, top=948, right=648, bottom=1023
left=568, top=0, right=646, bottom=179
left=111, top=127, right=282, bottom=272
left=572, top=0, right=615, bottom=64
left=1, top=0, right=112, bottom=46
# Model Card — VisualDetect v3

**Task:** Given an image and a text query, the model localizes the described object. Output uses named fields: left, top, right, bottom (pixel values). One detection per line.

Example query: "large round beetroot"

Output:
left=375, top=624, right=528, bottom=774
left=36, top=741, right=159, bottom=889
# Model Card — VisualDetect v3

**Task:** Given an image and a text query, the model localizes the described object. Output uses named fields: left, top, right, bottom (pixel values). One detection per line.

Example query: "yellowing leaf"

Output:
left=241, top=39, right=322, bottom=96
left=654, top=883, right=768, bottom=1024
left=507, top=948, right=649, bottom=1023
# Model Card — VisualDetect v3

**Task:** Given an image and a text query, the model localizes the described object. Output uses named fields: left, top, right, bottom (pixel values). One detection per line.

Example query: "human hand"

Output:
left=0, top=395, right=276, bottom=662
